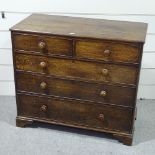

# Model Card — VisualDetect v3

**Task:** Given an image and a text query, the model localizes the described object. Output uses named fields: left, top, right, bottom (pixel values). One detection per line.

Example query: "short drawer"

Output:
left=16, top=72, right=136, bottom=107
left=13, top=33, right=73, bottom=56
left=15, top=53, right=138, bottom=85
left=75, top=40, right=141, bottom=64
left=17, top=93, right=133, bottom=133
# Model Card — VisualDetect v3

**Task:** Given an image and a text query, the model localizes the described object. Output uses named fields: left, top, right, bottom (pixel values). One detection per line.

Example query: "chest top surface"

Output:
left=10, top=14, right=147, bottom=43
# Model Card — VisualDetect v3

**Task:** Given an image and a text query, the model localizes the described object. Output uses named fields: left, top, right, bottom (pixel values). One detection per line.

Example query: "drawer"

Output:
left=16, top=72, right=136, bottom=107
left=17, top=93, right=133, bottom=133
left=75, top=40, right=141, bottom=64
left=15, top=53, right=138, bottom=85
left=13, top=33, right=73, bottom=56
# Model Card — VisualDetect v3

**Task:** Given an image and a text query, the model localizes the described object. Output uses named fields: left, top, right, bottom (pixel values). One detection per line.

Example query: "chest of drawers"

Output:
left=10, top=14, right=147, bottom=145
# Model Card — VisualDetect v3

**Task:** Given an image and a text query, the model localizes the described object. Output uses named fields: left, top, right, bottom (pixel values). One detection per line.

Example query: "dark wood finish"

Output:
left=113, top=133, right=133, bottom=145
left=16, top=72, right=136, bottom=107
left=10, top=14, right=147, bottom=145
left=75, top=40, right=141, bottom=63
left=16, top=116, right=33, bottom=127
left=10, top=14, right=147, bottom=43
left=15, top=53, right=138, bottom=85
left=13, top=33, right=73, bottom=56
left=17, top=93, right=133, bottom=133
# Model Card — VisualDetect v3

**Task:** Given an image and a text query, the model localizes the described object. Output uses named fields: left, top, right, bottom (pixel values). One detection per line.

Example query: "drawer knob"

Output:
left=40, top=82, right=47, bottom=89
left=100, top=90, right=107, bottom=97
left=98, top=113, right=105, bottom=121
left=40, top=105, right=48, bottom=112
left=40, top=62, right=47, bottom=68
left=102, top=69, right=108, bottom=75
left=104, top=49, right=111, bottom=56
left=38, top=41, right=46, bottom=49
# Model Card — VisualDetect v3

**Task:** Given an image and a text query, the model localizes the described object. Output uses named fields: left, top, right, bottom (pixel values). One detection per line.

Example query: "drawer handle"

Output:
left=40, top=105, right=48, bottom=112
left=40, top=82, right=47, bottom=89
left=98, top=113, right=105, bottom=121
left=102, top=69, right=108, bottom=75
left=38, top=41, right=46, bottom=49
left=40, top=62, right=47, bottom=68
left=100, top=90, right=107, bottom=97
left=104, top=49, right=111, bottom=56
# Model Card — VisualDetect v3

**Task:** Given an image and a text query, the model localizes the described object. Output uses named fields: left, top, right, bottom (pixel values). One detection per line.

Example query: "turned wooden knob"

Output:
left=40, top=61, right=47, bottom=68
left=40, top=105, right=47, bottom=112
left=38, top=41, right=46, bottom=49
left=102, top=68, right=108, bottom=75
left=98, top=113, right=105, bottom=121
left=104, top=49, right=111, bottom=56
left=40, top=82, right=47, bottom=89
left=100, top=90, right=107, bottom=97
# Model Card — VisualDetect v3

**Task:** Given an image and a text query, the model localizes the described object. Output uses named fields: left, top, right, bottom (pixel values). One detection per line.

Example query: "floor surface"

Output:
left=0, top=96, right=155, bottom=155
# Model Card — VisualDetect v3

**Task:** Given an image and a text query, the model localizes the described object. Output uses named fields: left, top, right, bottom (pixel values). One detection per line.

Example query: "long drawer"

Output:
left=17, top=93, right=133, bottom=133
left=16, top=72, right=136, bottom=107
left=15, top=53, right=138, bottom=85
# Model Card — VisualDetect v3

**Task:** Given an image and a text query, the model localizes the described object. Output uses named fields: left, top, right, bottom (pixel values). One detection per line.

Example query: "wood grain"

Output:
left=76, top=40, right=141, bottom=63
left=17, top=93, right=133, bottom=133
left=15, top=53, right=138, bottom=85
left=10, top=14, right=147, bottom=145
left=13, top=33, right=73, bottom=56
left=10, top=14, right=147, bottom=43
left=16, top=72, right=136, bottom=107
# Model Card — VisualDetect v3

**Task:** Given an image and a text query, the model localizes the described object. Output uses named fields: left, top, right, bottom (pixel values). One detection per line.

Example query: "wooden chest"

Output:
left=10, top=14, right=147, bottom=145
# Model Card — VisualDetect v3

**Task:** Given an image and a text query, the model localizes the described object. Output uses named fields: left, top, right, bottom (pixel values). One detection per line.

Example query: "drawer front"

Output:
left=17, top=93, right=133, bottom=133
left=16, top=73, right=136, bottom=107
left=13, top=33, right=73, bottom=56
left=75, top=40, right=141, bottom=63
left=15, top=53, right=138, bottom=85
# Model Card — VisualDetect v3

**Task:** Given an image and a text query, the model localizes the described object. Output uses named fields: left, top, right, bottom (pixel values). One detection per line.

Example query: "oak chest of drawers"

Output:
left=10, top=14, right=147, bottom=145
